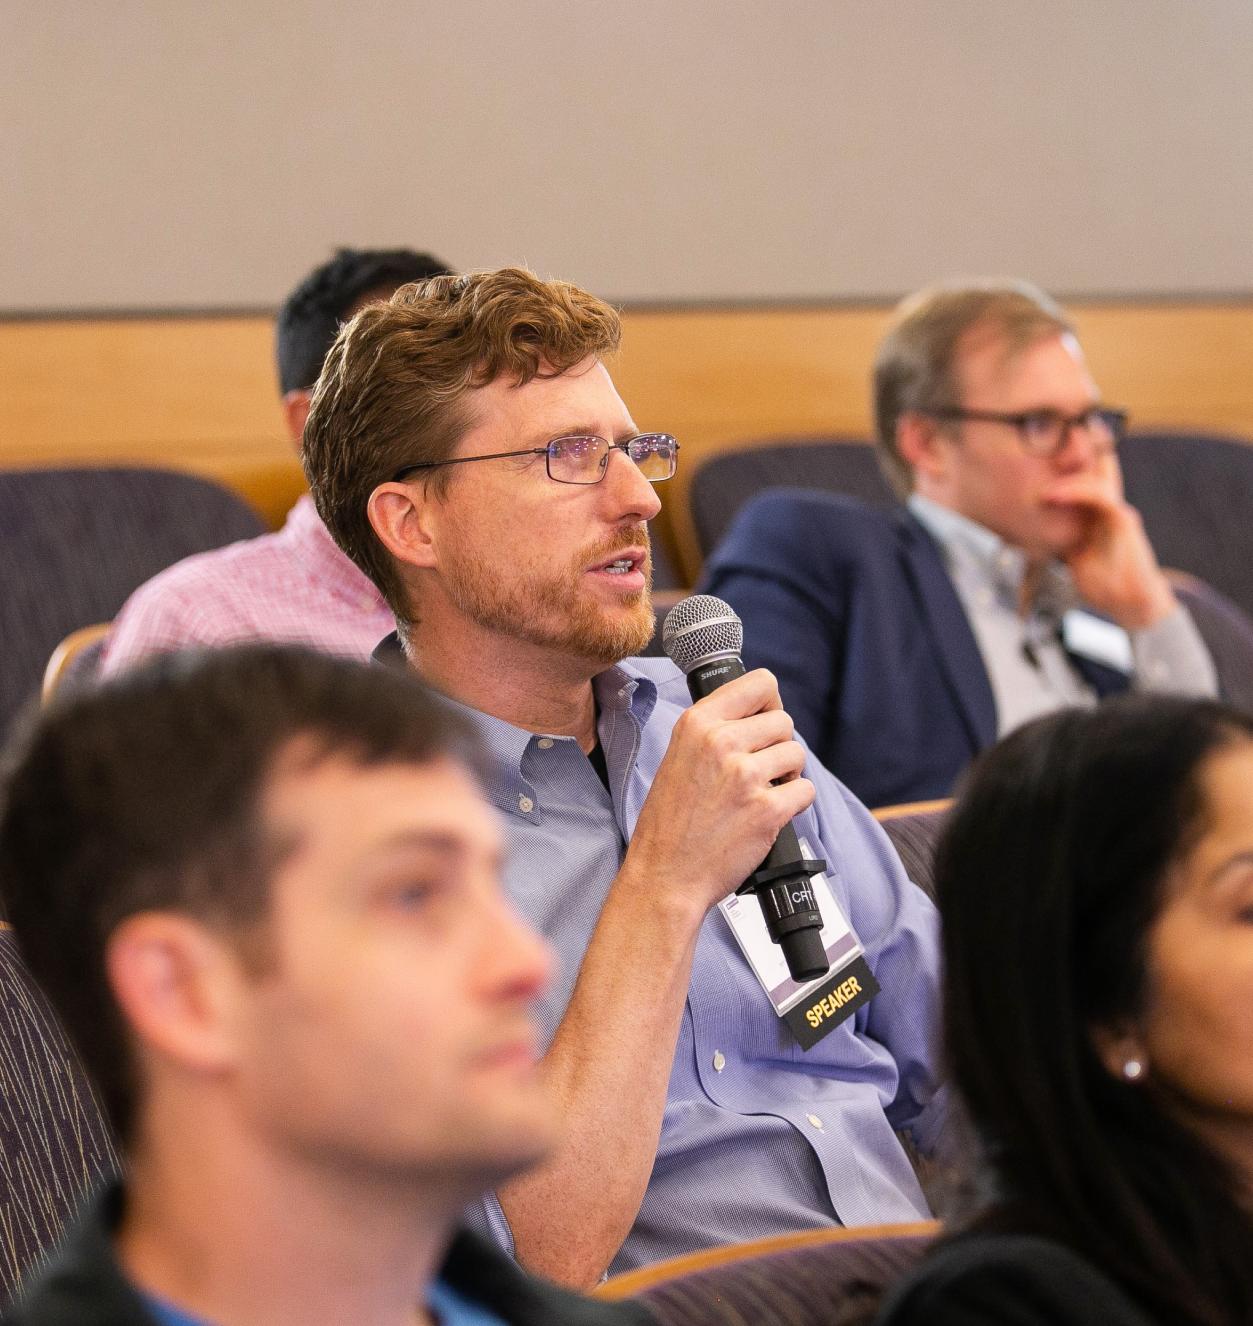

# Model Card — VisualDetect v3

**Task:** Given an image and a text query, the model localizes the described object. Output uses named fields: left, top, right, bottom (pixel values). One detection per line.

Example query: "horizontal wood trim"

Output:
left=41, top=622, right=111, bottom=704
left=4, top=302, right=1251, bottom=565
left=594, top=1219, right=941, bottom=1300
left=0, top=316, right=303, bottom=528
left=871, top=799, right=953, bottom=823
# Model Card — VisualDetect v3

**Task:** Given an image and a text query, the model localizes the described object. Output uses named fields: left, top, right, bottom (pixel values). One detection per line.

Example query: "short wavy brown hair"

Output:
left=302, top=268, right=622, bottom=629
left=873, top=278, right=1074, bottom=497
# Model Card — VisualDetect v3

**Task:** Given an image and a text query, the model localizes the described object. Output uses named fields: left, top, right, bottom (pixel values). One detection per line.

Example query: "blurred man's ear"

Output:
left=282, top=389, right=313, bottom=452
left=106, top=913, right=249, bottom=1078
left=897, top=412, right=948, bottom=485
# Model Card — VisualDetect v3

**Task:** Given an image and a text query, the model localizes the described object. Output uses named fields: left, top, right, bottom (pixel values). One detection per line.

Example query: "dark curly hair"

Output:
left=275, top=246, right=451, bottom=395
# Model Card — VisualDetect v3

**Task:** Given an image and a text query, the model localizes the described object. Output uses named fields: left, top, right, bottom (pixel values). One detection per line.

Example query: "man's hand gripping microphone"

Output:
left=662, top=595, right=829, bottom=981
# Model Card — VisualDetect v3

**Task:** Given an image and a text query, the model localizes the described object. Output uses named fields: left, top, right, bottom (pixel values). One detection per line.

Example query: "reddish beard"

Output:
left=443, top=525, right=656, bottom=663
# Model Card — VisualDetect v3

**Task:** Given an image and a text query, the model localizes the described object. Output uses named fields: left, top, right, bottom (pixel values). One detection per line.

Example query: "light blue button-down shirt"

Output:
left=458, top=656, right=947, bottom=1275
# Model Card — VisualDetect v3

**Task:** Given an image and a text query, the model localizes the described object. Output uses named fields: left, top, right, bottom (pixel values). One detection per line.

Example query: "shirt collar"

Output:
left=370, top=647, right=660, bottom=811
left=909, top=493, right=1022, bottom=580
left=457, top=661, right=659, bottom=752
left=592, top=660, right=659, bottom=729
left=907, top=492, right=1076, bottom=616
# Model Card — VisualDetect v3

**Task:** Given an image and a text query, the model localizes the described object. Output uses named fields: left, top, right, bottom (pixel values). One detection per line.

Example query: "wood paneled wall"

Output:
left=4, top=301, right=1251, bottom=580
left=0, top=317, right=300, bottom=528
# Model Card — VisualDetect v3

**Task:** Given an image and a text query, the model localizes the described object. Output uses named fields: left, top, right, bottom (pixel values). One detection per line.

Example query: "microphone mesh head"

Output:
left=661, top=594, right=744, bottom=674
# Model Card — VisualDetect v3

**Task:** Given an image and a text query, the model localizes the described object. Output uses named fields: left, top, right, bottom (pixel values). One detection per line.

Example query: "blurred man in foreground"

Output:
left=0, top=645, right=649, bottom=1326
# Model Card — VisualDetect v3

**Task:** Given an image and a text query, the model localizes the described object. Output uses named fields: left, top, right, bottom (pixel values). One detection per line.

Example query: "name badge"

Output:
left=718, top=838, right=879, bottom=1050
left=1062, top=610, right=1133, bottom=673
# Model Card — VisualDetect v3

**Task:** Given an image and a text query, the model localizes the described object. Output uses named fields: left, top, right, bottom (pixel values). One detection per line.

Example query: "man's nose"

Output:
left=1053, top=417, right=1105, bottom=471
left=602, top=446, right=663, bottom=520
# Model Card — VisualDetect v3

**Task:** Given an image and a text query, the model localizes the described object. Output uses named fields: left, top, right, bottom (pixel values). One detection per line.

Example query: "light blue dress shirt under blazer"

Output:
left=907, top=494, right=1218, bottom=736
left=458, top=656, right=947, bottom=1276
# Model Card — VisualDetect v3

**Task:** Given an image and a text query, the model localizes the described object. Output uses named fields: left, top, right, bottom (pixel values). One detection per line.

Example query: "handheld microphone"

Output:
left=662, top=595, right=829, bottom=982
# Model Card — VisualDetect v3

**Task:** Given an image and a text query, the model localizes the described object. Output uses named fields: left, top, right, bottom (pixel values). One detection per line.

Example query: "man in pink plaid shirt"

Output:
left=101, top=248, right=449, bottom=675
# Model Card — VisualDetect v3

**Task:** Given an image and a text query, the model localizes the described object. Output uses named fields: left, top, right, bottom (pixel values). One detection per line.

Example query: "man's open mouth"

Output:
left=588, top=547, right=647, bottom=576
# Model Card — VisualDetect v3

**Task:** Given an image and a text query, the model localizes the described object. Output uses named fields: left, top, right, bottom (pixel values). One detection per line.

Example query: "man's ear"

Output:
left=282, top=389, right=312, bottom=453
left=106, top=913, right=246, bottom=1076
left=368, top=481, right=440, bottom=572
left=896, top=411, right=948, bottom=484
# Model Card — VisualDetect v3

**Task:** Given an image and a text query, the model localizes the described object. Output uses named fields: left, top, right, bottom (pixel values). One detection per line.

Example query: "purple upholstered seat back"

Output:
left=0, top=928, right=119, bottom=1309
left=1, top=466, right=265, bottom=740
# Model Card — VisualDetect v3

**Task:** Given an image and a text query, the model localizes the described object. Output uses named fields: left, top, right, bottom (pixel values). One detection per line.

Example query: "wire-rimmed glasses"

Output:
left=391, top=433, right=680, bottom=485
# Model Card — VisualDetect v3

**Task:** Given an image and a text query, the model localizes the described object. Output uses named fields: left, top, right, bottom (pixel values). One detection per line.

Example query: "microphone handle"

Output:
left=685, top=656, right=829, bottom=981
left=685, top=653, right=748, bottom=700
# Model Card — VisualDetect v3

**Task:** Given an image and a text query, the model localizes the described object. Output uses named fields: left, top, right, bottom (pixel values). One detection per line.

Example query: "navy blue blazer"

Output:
left=701, top=489, right=1129, bottom=809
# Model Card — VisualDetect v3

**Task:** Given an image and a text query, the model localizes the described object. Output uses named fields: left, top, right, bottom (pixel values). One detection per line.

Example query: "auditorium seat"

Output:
left=0, top=927, right=119, bottom=1308
left=0, top=467, right=265, bottom=739
left=688, top=438, right=888, bottom=561
left=1120, top=431, right=1253, bottom=619
left=1167, top=572, right=1253, bottom=714
left=596, top=1222, right=937, bottom=1325
left=872, top=801, right=951, bottom=902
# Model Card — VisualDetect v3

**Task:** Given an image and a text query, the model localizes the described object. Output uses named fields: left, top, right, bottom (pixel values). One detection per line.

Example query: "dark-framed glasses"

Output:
left=391, top=432, right=680, bottom=486
left=925, top=406, right=1128, bottom=458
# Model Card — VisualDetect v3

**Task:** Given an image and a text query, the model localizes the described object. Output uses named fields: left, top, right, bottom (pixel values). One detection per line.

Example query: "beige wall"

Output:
left=4, top=1, right=1253, bottom=312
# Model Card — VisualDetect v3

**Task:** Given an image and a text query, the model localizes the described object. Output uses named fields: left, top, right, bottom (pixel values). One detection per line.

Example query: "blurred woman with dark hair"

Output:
left=877, top=695, right=1253, bottom=1326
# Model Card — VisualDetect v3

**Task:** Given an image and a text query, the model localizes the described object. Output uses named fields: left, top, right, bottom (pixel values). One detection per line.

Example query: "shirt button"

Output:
left=517, top=795, right=534, bottom=814
left=712, top=1051, right=726, bottom=1073
left=537, top=738, right=554, bottom=750
left=806, top=1113, right=824, bottom=1131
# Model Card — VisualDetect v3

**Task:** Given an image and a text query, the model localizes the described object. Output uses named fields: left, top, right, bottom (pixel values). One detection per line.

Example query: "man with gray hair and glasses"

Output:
left=705, top=278, right=1217, bottom=809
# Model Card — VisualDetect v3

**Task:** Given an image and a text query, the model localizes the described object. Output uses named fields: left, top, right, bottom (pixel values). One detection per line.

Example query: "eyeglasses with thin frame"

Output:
left=924, top=406, right=1128, bottom=458
left=391, top=432, right=680, bottom=486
